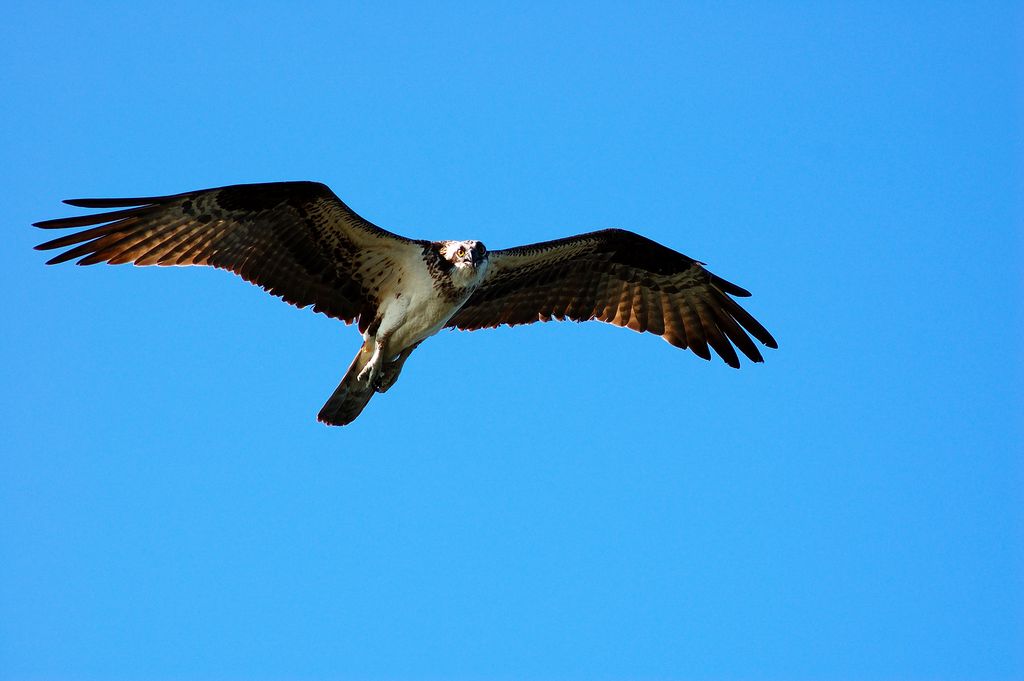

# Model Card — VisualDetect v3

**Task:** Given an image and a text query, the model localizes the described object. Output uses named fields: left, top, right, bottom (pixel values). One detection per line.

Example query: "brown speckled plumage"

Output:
left=450, top=229, right=776, bottom=367
left=34, top=181, right=777, bottom=425
left=34, top=181, right=423, bottom=334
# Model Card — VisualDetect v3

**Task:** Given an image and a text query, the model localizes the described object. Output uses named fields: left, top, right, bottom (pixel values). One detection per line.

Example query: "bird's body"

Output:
left=317, top=238, right=489, bottom=425
left=34, top=181, right=777, bottom=425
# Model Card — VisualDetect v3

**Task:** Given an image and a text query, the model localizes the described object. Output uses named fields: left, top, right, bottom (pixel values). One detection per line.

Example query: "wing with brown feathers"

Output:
left=447, top=228, right=777, bottom=367
left=34, top=181, right=425, bottom=331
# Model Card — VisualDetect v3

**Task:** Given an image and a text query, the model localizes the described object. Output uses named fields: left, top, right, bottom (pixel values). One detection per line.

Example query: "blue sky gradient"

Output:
left=2, top=3, right=1021, bottom=679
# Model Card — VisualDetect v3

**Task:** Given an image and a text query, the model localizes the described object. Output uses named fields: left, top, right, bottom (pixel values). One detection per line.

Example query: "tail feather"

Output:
left=317, top=346, right=375, bottom=426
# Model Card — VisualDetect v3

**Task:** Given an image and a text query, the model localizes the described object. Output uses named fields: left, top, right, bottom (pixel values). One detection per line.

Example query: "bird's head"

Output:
left=438, top=240, right=488, bottom=285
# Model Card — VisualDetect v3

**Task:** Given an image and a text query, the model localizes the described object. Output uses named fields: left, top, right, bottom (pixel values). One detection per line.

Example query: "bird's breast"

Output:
left=371, top=262, right=481, bottom=357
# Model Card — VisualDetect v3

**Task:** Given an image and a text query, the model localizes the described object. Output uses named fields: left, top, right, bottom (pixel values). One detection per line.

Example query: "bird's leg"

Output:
left=356, top=333, right=389, bottom=385
left=376, top=341, right=422, bottom=393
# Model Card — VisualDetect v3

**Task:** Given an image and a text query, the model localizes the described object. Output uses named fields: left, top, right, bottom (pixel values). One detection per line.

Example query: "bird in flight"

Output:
left=35, top=181, right=777, bottom=426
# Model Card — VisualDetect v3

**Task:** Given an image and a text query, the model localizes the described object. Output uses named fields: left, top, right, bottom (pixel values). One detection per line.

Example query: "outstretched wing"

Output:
left=34, top=181, right=425, bottom=331
left=447, top=228, right=777, bottom=367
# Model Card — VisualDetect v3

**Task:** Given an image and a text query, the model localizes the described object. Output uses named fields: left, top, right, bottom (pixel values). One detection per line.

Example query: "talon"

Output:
left=357, top=364, right=377, bottom=384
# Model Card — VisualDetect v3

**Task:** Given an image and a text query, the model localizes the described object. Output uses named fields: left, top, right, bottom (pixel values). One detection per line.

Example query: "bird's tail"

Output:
left=317, top=344, right=376, bottom=426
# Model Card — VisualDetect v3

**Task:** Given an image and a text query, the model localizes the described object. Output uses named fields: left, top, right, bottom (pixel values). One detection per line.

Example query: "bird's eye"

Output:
left=456, top=247, right=466, bottom=258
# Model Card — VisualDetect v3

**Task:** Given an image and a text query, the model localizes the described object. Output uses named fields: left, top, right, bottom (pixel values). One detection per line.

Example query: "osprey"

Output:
left=34, top=181, right=778, bottom=426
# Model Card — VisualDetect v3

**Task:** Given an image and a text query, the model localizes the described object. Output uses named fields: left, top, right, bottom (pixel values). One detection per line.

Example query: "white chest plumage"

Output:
left=372, top=254, right=488, bottom=359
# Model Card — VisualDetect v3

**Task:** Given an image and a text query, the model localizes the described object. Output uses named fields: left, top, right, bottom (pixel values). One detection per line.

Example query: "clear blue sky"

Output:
left=2, top=2, right=1021, bottom=679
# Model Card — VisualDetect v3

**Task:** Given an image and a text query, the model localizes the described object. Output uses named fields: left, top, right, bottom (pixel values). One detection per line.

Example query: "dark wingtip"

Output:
left=690, top=344, right=712, bottom=362
left=36, top=246, right=75, bottom=265
left=32, top=217, right=70, bottom=229
left=64, top=199, right=105, bottom=208
left=63, top=197, right=147, bottom=208
left=710, top=273, right=752, bottom=297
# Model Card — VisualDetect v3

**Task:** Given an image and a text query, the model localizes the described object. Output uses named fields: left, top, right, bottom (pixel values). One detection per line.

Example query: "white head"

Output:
left=437, top=240, right=488, bottom=286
